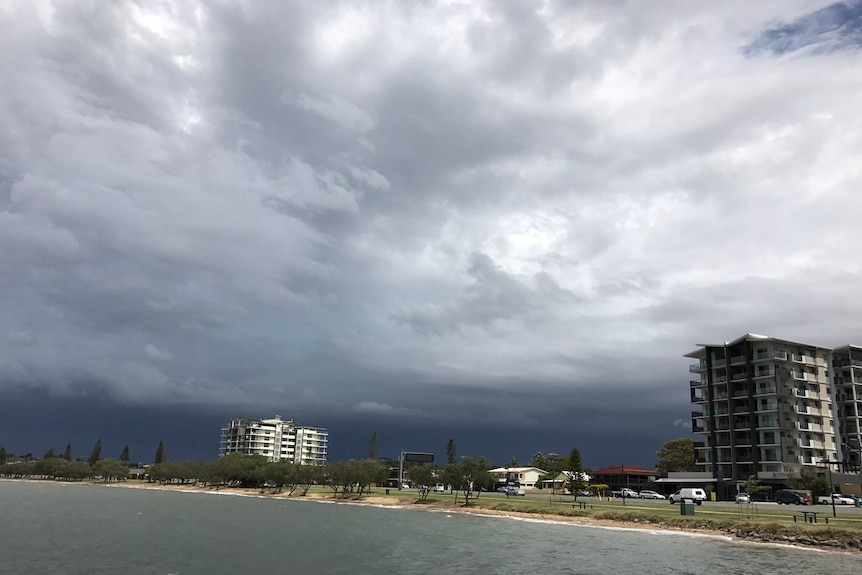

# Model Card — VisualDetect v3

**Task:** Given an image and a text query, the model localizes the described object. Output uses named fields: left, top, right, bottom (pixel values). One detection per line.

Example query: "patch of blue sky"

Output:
left=744, top=1, right=862, bottom=56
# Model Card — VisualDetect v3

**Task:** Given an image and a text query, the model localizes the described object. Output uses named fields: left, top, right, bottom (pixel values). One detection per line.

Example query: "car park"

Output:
left=735, top=493, right=751, bottom=504
left=638, top=490, right=666, bottom=500
left=773, top=490, right=808, bottom=505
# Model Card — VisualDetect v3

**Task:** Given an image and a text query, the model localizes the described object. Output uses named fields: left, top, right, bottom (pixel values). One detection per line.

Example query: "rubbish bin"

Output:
left=385, top=488, right=389, bottom=495
left=680, top=500, right=695, bottom=516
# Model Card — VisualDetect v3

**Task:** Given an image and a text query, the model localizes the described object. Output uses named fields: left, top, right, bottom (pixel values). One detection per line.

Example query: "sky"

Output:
left=1, top=0, right=861, bottom=468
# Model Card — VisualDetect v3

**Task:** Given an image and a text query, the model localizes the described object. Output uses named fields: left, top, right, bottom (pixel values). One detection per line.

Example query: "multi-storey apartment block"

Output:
left=832, top=345, right=862, bottom=455
left=686, top=333, right=848, bottom=498
left=218, top=415, right=328, bottom=465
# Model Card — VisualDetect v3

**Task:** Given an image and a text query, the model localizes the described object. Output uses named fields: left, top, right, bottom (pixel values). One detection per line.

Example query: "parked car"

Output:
left=735, top=493, right=751, bottom=504
left=496, top=486, right=509, bottom=493
left=433, top=484, right=446, bottom=493
left=505, top=487, right=526, bottom=496
left=573, top=489, right=591, bottom=498
left=613, top=488, right=639, bottom=498
left=638, top=490, right=666, bottom=500
left=668, top=488, right=707, bottom=505
left=773, top=490, right=808, bottom=505
left=817, top=493, right=855, bottom=505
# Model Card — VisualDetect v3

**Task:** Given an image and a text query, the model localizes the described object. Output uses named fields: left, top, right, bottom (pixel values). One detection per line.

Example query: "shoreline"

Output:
left=7, top=478, right=856, bottom=555
left=76, top=480, right=862, bottom=556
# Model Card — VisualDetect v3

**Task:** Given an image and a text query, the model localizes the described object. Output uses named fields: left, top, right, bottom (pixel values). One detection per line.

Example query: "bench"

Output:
left=793, top=511, right=827, bottom=524
left=574, top=501, right=594, bottom=510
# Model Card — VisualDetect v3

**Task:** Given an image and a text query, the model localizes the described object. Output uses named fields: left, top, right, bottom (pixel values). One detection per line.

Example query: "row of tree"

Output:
left=0, top=440, right=167, bottom=467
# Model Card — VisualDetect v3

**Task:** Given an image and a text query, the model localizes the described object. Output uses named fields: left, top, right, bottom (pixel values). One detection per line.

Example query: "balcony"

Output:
left=690, top=379, right=705, bottom=387
left=756, top=402, right=778, bottom=412
left=731, top=388, right=749, bottom=398
left=692, top=425, right=705, bottom=433
left=794, top=388, right=808, bottom=398
left=755, top=350, right=787, bottom=361
left=753, top=367, right=775, bottom=379
left=730, top=355, right=747, bottom=365
left=714, top=375, right=728, bottom=383
left=731, top=372, right=748, bottom=382
left=755, top=384, right=777, bottom=395
left=713, top=359, right=727, bottom=368
left=795, top=405, right=810, bottom=415
left=690, top=363, right=706, bottom=373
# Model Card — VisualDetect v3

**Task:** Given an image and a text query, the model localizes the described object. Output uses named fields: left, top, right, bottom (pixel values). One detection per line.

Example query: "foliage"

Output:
left=120, top=445, right=130, bottom=463
left=443, top=457, right=491, bottom=506
left=62, top=444, right=72, bottom=461
left=590, top=483, right=609, bottom=497
left=566, top=448, right=588, bottom=498
left=368, top=431, right=378, bottom=460
left=154, top=440, right=166, bottom=465
left=94, top=458, right=129, bottom=482
left=508, top=456, right=519, bottom=467
left=294, top=463, right=321, bottom=495
left=44, top=448, right=55, bottom=459
left=807, top=476, right=830, bottom=498
left=741, top=475, right=770, bottom=496
left=409, top=464, right=439, bottom=501
left=0, top=446, right=7, bottom=465
left=88, top=439, right=102, bottom=466
left=207, top=453, right=268, bottom=488
left=655, top=438, right=696, bottom=475
left=446, top=439, right=457, bottom=465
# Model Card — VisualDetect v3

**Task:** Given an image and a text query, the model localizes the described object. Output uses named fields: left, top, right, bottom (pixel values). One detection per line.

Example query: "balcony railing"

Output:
left=730, top=355, right=747, bottom=365
left=795, top=405, right=810, bottom=415
left=753, top=367, right=775, bottom=379
left=713, top=359, right=727, bottom=368
left=794, top=388, right=808, bottom=398
left=690, top=379, right=705, bottom=387
left=690, top=363, right=705, bottom=372
left=714, top=375, right=727, bottom=383
left=755, top=385, right=777, bottom=395
left=731, top=372, right=748, bottom=382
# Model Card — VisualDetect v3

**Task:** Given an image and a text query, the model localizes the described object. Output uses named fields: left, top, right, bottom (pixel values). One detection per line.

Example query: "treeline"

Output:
left=0, top=457, right=131, bottom=482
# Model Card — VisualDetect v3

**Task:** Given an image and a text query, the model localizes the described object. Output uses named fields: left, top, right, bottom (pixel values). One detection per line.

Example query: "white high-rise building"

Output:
left=218, top=415, right=328, bottom=465
left=686, top=333, right=849, bottom=499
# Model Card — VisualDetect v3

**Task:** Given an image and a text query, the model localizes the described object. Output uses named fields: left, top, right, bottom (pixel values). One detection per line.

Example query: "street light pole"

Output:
left=841, top=441, right=862, bottom=500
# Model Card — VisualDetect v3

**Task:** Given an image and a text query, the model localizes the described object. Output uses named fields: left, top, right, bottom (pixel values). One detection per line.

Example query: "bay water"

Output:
left=1, top=481, right=859, bottom=574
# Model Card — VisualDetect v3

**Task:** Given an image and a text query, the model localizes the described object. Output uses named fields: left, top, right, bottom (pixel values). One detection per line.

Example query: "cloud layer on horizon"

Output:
left=1, top=0, right=861, bottom=434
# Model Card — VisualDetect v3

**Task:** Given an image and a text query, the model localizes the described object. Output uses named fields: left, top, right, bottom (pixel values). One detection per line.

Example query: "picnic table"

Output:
left=793, top=510, right=828, bottom=524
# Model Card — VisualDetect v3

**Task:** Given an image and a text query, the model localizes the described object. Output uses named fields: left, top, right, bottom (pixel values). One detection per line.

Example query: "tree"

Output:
left=368, top=430, right=378, bottom=460
left=94, top=459, right=129, bottom=482
left=508, top=456, right=519, bottom=467
left=446, top=439, right=457, bottom=465
left=444, top=457, right=491, bottom=506
left=87, top=439, right=102, bottom=466
left=0, top=447, right=7, bottom=465
left=741, top=475, right=769, bottom=496
left=62, top=444, right=72, bottom=461
left=119, top=445, right=130, bottom=463
left=43, top=448, right=55, bottom=459
left=655, top=438, right=696, bottom=475
left=409, top=464, right=439, bottom=502
left=154, top=440, right=166, bottom=464
left=566, top=448, right=588, bottom=499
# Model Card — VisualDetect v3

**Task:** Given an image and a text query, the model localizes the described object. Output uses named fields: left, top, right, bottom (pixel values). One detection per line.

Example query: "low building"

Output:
left=591, top=464, right=657, bottom=492
left=218, top=415, right=328, bottom=465
left=540, top=471, right=592, bottom=491
left=488, top=467, right=547, bottom=489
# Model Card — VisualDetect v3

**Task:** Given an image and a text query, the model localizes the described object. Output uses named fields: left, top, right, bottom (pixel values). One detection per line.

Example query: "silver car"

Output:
left=638, top=490, right=666, bottom=500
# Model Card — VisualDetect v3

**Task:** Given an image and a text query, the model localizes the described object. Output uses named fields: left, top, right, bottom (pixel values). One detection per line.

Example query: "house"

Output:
left=591, top=464, right=656, bottom=492
left=488, top=467, right=547, bottom=489
left=540, top=470, right=592, bottom=491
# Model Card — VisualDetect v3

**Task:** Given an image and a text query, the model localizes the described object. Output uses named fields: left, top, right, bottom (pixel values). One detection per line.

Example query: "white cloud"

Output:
left=145, top=344, right=172, bottom=362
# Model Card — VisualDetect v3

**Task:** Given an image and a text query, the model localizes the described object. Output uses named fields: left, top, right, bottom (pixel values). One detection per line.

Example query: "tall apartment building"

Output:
left=832, top=345, right=862, bottom=452
left=218, top=415, right=328, bottom=465
left=686, top=333, right=850, bottom=499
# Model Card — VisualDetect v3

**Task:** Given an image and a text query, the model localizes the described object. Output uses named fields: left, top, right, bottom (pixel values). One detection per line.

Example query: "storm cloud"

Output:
left=1, top=0, right=861, bottom=465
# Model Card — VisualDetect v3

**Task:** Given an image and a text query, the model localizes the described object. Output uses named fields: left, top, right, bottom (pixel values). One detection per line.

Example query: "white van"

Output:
left=668, top=488, right=707, bottom=505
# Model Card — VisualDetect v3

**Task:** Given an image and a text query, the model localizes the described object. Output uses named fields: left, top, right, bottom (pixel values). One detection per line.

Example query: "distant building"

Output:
left=591, top=464, right=656, bottom=492
left=218, top=415, right=328, bottom=465
left=488, top=467, right=547, bottom=489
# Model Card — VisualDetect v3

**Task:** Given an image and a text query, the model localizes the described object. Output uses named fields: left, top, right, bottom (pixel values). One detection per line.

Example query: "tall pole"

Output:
left=398, top=451, right=404, bottom=490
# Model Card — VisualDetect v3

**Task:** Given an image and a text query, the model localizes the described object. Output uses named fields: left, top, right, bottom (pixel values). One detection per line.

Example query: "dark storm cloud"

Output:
left=1, top=0, right=861, bottom=460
